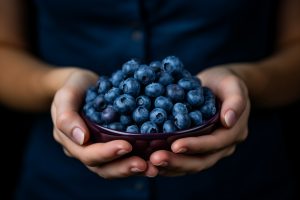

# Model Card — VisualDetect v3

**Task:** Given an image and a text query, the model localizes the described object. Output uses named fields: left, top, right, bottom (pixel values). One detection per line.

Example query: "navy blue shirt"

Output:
left=16, top=0, right=297, bottom=199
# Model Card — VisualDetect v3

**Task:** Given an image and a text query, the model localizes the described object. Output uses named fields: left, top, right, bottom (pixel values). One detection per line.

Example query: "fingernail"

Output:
left=117, top=149, right=130, bottom=156
left=157, top=161, right=168, bottom=167
left=130, top=167, right=144, bottom=173
left=72, top=128, right=84, bottom=145
left=175, top=148, right=187, bottom=154
left=224, top=110, right=236, bottom=128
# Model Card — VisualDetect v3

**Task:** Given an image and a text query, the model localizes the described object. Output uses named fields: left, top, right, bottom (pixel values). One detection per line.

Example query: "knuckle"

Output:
left=56, top=111, right=73, bottom=131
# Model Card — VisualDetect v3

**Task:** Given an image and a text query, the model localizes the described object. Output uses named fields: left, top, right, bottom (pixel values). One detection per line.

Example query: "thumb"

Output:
left=216, top=76, right=248, bottom=128
left=51, top=71, right=98, bottom=145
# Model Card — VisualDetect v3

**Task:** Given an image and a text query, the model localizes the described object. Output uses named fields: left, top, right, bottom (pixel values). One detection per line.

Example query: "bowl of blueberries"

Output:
left=82, top=56, right=220, bottom=159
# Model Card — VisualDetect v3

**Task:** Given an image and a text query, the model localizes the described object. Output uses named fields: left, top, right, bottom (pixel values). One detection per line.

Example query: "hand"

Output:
left=50, top=68, right=158, bottom=178
left=149, top=65, right=250, bottom=176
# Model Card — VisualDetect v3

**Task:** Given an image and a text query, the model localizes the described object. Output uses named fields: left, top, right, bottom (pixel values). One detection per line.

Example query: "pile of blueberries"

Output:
left=83, top=56, right=217, bottom=134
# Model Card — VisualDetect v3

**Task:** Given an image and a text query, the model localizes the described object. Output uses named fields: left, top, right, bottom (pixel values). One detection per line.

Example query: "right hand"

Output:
left=50, top=68, right=158, bottom=178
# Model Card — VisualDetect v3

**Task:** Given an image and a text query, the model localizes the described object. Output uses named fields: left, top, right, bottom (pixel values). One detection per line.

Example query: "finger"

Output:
left=87, top=156, right=148, bottom=179
left=198, top=69, right=248, bottom=128
left=216, top=75, right=248, bottom=128
left=171, top=101, right=249, bottom=154
left=63, top=148, right=73, bottom=157
left=151, top=146, right=236, bottom=176
left=54, top=129, right=132, bottom=166
left=53, top=71, right=98, bottom=145
left=144, top=161, right=159, bottom=178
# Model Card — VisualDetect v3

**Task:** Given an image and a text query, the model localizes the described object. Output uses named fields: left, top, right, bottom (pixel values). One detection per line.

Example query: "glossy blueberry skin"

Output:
left=113, top=94, right=136, bottom=114
left=132, top=106, right=149, bottom=124
left=154, top=96, right=173, bottom=112
left=181, top=69, right=192, bottom=78
left=140, top=121, right=159, bottom=134
left=174, top=113, right=191, bottom=130
left=120, top=77, right=141, bottom=97
left=161, top=56, right=184, bottom=75
left=166, top=84, right=185, bottom=102
left=145, top=83, right=165, bottom=98
left=108, top=122, right=124, bottom=131
left=189, top=110, right=203, bottom=126
left=126, top=125, right=139, bottom=133
left=149, top=60, right=162, bottom=73
left=85, top=86, right=97, bottom=102
left=134, top=65, right=156, bottom=85
left=136, top=95, right=151, bottom=110
left=122, top=59, right=139, bottom=76
left=101, top=105, right=118, bottom=124
left=84, top=104, right=103, bottom=124
left=200, top=102, right=217, bottom=119
left=172, top=102, right=189, bottom=116
left=110, top=70, right=125, bottom=87
left=163, top=120, right=177, bottom=133
left=203, top=87, right=216, bottom=103
left=93, top=95, right=107, bottom=111
left=120, top=115, right=132, bottom=126
left=187, top=89, right=204, bottom=106
left=97, top=76, right=112, bottom=94
left=150, top=108, right=167, bottom=125
left=158, top=72, right=174, bottom=86
left=104, top=87, right=122, bottom=103
left=178, top=78, right=200, bottom=91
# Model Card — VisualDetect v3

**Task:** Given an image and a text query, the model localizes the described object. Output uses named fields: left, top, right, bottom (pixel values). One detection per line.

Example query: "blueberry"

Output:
left=93, top=94, right=107, bottom=111
left=108, top=122, right=124, bottom=131
left=161, top=56, right=184, bottom=75
left=120, top=77, right=141, bottom=97
left=126, top=125, right=139, bottom=133
left=120, top=115, right=132, bottom=126
left=149, top=60, right=162, bottom=73
left=189, top=110, right=203, bottom=126
left=158, top=72, right=174, bottom=86
left=200, top=102, right=217, bottom=119
left=140, top=121, right=159, bottom=134
left=122, top=59, right=139, bottom=76
left=113, top=94, right=136, bottom=113
left=132, top=106, right=149, bottom=124
left=166, top=84, right=185, bottom=102
left=104, top=87, right=122, bottom=103
left=87, top=111, right=103, bottom=124
left=187, top=89, right=204, bottom=106
left=174, top=113, right=191, bottom=130
left=85, top=86, right=97, bottom=102
left=97, top=76, right=112, bottom=94
left=181, top=69, right=192, bottom=78
left=110, top=70, right=125, bottom=87
left=150, top=108, right=167, bottom=125
left=136, top=95, right=151, bottom=110
left=145, top=83, right=165, bottom=98
left=203, top=87, right=216, bottom=103
left=178, top=78, right=200, bottom=91
left=101, top=105, right=118, bottom=124
left=172, top=102, right=189, bottom=116
left=134, top=65, right=156, bottom=85
left=154, top=96, right=173, bottom=112
left=163, top=120, right=177, bottom=133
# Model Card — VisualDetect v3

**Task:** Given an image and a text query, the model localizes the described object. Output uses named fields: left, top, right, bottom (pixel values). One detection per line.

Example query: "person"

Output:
left=1, top=0, right=300, bottom=199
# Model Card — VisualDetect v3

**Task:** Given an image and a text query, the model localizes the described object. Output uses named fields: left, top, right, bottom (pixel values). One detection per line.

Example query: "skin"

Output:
left=1, top=0, right=300, bottom=178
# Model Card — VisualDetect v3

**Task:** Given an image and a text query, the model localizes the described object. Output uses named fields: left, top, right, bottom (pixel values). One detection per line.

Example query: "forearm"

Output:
left=229, top=43, right=300, bottom=108
left=0, top=45, right=77, bottom=111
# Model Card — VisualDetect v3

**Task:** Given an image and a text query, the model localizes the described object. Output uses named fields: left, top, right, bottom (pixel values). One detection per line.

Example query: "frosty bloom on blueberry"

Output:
left=83, top=56, right=218, bottom=134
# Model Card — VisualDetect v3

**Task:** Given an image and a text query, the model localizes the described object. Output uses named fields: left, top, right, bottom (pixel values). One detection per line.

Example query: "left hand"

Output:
left=148, top=65, right=250, bottom=176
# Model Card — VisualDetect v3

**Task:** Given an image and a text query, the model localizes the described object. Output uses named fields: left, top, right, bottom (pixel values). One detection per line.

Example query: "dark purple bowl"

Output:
left=82, top=105, right=220, bottom=159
